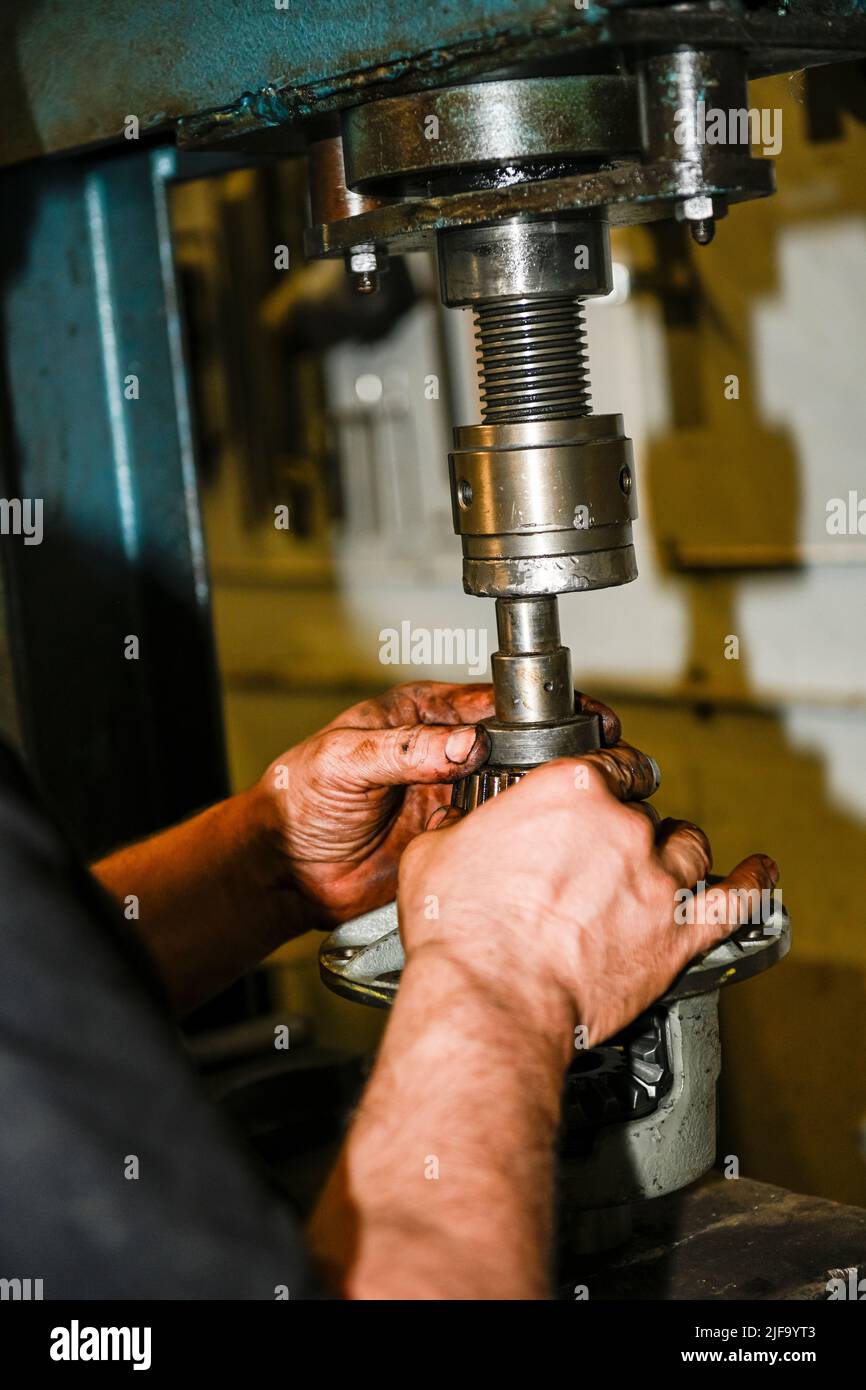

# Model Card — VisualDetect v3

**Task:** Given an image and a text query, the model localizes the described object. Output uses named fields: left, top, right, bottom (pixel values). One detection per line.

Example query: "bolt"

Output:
left=691, top=219, right=715, bottom=246
left=345, top=243, right=382, bottom=295
left=675, top=195, right=726, bottom=247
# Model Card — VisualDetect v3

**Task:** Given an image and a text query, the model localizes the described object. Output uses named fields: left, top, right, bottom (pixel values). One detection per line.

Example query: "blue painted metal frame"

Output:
left=0, top=144, right=227, bottom=856
left=3, top=1, right=864, bottom=166
left=0, top=0, right=606, bottom=163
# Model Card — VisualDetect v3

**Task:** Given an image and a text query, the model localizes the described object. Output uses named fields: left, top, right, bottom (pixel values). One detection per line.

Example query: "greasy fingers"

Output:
left=376, top=681, right=495, bottom=728
left=337, top=722, right=491, bottom=790
left=693, top=854, right=780, bottom=952
left=323, top=681, right=495, bottom=735
left=627, top=800, right=662, bottom=831
left=656, top=817, right=712, bottom=888
left=579, top=743, right=661, bottom=803
left=574, top=691, right=622, bottom=746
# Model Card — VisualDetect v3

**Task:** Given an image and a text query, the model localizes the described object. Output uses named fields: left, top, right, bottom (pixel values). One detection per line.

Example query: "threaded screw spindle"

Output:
left=473, top=295, right=592, bottom=425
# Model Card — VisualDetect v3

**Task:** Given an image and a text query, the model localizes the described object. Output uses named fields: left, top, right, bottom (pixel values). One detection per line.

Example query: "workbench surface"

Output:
left=562, top=1174, right=866, bottom=1300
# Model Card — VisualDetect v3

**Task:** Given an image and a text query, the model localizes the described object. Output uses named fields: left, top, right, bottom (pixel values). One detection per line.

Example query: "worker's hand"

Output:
left=256, top=680, right=621, bottom=923
left=397, top=745, right=779, bottom=1051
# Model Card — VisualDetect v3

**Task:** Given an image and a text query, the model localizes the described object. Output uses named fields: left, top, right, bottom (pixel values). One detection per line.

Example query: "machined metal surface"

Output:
left=496, top=593, right=560, bottom=651
left=439, top=218, right=610, bottom=429
left=472, top=297, right=594, bottom=424
left=491, top=647, right=573, bottom=721
left=462, top=543, right=639, bottom=598
left=491, top=597, right=574, bottom=723
left=450, top=414, right=637, bottom=597
left=451, top=766, right=526, bottom=812
left=438, top=218, right=612, bottom=308
left=480, top=715, right=600, bottom=766
left=306, top=41, right=785, bottom=259
left=305, top=43, right=779, bottom=258
left=440, top=217, right=637, bottom=598
left=343, top=75, right=640, bottom=195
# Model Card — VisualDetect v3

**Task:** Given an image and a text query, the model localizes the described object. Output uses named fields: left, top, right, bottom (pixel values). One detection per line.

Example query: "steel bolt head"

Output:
left=345, top=244, right=383, bottom=294
left=675, top=196, right=723, bottom=245
left=347, top=245, right=377, bottom=274
left=675, top=195, right=716, bottom=225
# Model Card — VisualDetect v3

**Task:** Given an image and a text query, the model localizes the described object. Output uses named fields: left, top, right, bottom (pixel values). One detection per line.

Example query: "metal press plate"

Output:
left=305, top=155, right=775, bottom=259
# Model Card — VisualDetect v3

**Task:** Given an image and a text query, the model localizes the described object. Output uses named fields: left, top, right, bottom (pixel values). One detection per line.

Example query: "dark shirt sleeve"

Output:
left=0, top=741, right=324, bottom=1299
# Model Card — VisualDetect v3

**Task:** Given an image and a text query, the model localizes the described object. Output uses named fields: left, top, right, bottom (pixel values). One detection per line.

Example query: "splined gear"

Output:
left=451, top=766, right=526, bottom=811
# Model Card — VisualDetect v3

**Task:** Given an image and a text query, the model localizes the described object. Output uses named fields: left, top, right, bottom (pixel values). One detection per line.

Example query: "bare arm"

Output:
left=90, top=783, right=301, bottom=1016
left=308, top=948, right=571, bottom=1300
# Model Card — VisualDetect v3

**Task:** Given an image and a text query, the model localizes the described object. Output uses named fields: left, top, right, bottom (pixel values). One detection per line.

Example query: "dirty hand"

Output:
left=256, top=680, right=621, bottom=923
left=397, top=744, right=779, bottom=1049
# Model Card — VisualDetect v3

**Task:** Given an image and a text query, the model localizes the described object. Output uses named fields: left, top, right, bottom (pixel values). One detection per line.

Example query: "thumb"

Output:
left=337, top=722, right=490, bottom=790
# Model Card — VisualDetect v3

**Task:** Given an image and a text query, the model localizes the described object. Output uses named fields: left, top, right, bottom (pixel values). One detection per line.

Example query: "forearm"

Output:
left=308, top=947, right=572, bottom=1299
left=91, top=783, right=308, bottom=1015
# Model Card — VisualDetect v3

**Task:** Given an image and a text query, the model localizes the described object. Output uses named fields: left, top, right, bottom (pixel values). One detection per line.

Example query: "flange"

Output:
left=341, top=75, right=641, bottom=197
left=318, top=893, right=791, bottom=1009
